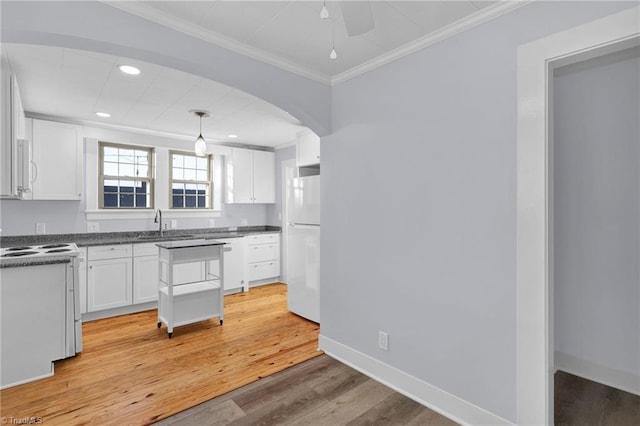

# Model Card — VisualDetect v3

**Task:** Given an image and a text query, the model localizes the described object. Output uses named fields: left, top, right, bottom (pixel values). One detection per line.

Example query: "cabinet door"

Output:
left=32, top=119, right=83, bottom=200
left=252, top=150, right=275, bottom=203
left=87, top=258, right=133, bottom=311
left=226, top=147, right=253, bottom=203
left=297, top=132, right=320, bottom=167
left=210, top=238, right=246, bottom=292
left=133, top=255, right=159, bottom=304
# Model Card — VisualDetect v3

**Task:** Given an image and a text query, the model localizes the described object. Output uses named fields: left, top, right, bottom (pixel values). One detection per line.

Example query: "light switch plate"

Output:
left=208, top=219, right=215, bottom=228
left=241, top=218, right=248, bottom=226
left=35, top=223, right=46, bottom=234
left=170, top=219, right=177, bottom=229
left=87, top=222, right=99, bottom=233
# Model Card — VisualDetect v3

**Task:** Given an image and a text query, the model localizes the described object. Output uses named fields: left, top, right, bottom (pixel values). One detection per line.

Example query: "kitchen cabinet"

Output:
left=1, top=57, right=27, bottom=199
left=133, top=243, right=159, bottom=304
left=246, top=233, right=280, bottom=283
left=209, top=237, right=246, bottom=293
left=296, top=131, right=320, bottom=167
left=29, top=119, right=83, bottom=200
left=225, top=148, right=275, bottom=204
left=87, top=244, right=133, bottom=311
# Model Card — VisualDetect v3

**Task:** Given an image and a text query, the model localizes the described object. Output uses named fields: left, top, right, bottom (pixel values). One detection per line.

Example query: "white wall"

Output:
left=320, top=1, right=636, bottom=423
left=553, top=49, right=640, bottom=389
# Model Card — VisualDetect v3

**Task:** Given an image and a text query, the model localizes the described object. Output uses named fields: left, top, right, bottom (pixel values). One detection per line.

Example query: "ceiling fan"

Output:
left=339, top=1, right=375, bottom=37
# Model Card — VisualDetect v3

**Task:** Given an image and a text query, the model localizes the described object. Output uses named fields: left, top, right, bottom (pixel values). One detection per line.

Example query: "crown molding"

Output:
left=331, top=0, right=534, bottom=85
left=101, top=1, right=332, bottom=86
left=102, top=1, right=533, bottom=88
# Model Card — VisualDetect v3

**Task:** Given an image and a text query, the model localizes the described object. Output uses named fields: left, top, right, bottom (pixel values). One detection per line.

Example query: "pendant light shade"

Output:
left=190, top=110, right=210, bottom=157
left=320, top=1, right=329, bottom=19
left=329, top=48, right=337, bottom=60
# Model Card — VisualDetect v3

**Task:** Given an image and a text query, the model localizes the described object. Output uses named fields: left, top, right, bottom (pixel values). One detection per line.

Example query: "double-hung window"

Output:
left=170, top=151, right=211, bottom=209
left=99, top=142, right=153, bottom=209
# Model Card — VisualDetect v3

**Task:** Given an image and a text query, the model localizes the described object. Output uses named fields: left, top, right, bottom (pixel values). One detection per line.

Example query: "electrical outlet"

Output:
left=87, top=222, right=99, bottom=233
left=378, top=331, right=388, bottom=351
left=35, top=223, right=46, bottom=234
left=240, top=218, right=248, bottom=226
left=170, top=219, right=177, bottom=229
left=208, top=219, right=215, bottom=228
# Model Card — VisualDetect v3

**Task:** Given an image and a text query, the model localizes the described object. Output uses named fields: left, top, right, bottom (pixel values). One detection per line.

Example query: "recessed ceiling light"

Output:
left=119, top=65, right=140, bottom=75
left=227, top=134, right=238, bottom=138
left=95, top=112, right=111, bottom=118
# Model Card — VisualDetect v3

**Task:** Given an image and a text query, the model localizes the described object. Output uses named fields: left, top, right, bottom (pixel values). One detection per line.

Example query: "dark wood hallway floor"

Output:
left=158, top=358, right=640, bottom=426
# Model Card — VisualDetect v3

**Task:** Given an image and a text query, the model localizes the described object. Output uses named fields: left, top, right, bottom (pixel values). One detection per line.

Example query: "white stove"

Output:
left=0, top=243, right=79, bottom=259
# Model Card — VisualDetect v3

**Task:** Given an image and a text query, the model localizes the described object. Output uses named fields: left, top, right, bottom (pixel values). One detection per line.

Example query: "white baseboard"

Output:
left=555, top=351, right=640, bottom=396
left=318, top=335, right=513, bottom=426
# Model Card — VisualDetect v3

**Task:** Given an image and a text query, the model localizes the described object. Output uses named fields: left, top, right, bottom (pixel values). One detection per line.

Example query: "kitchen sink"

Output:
left=136, top=234, right=195, bottom=241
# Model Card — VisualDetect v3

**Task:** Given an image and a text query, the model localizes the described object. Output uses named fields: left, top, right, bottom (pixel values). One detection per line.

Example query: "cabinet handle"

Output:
left=31, top=160, right=38, bottom=182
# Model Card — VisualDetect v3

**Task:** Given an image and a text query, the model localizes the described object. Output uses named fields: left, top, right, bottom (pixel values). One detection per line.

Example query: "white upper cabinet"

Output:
left=1, top=57, right=27, bottom=199
left=30, top=119, right=83, bottom=200
left=296, top=131, right=320, bottom=167
left=225, top=147, right=275, bottom=204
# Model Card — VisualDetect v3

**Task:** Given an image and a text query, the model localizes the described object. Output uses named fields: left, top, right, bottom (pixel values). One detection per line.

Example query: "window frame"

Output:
left=169, top=150, right=213, bottom=210
left=98, top=141, right=155, bottom=210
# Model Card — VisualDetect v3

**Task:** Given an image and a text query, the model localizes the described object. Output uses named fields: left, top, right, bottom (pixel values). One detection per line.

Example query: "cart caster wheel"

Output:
left=220, top=319, right=223, bottom=326
left=168, top=332, right=173, bottom=338
left=157, top=322, right=161, bottom=328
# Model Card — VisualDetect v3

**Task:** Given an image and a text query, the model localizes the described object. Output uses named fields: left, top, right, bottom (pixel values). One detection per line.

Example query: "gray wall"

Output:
left=320, top=1, right=636, bottom=422
left=553, top=51, right=640, bottom=377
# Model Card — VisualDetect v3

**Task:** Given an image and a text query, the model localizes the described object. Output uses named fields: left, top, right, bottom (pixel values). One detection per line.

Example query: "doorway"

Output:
left=516, top=6, right=639, bottom=425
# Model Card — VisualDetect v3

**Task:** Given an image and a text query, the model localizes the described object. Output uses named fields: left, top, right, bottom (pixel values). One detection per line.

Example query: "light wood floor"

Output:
left=0, top=283, right=321, bottom=425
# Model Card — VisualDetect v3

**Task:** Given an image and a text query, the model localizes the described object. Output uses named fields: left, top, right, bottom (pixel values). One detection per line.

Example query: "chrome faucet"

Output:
left=154, top=209, right=163, bottom=236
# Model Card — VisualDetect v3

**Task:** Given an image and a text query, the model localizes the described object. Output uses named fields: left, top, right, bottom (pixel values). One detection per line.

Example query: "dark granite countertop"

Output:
left=0, top=257, right=72, bottom=269
left=0, top=226, right=281, bottom=248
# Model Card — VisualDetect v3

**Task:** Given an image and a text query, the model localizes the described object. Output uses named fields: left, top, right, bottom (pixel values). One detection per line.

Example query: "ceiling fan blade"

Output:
left=339, top=1, right=375, bottom=37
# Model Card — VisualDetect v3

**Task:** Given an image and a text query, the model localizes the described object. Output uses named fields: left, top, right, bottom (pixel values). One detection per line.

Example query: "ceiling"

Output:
left=2, top=43, right=306, bottom=148
left=110, top=1, right=503, bottom=84
left=3, top=1, right=519, bottom=148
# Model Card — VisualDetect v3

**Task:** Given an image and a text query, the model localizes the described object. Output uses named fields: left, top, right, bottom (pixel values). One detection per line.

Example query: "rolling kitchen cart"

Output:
left=156, top=240, right=225, bottom=338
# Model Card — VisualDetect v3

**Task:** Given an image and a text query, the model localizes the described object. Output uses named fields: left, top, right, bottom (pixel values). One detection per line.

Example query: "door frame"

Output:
left=516, top=6, right=639, bottom=425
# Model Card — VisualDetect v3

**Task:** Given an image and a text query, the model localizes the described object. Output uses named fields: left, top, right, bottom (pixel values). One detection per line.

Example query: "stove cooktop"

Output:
left=0, top=243, right=80, bottom=259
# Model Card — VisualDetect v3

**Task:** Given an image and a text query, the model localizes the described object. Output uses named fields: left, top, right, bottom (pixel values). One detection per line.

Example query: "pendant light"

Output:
left=329, top=18, right=337, bottom=60
left=190, top=110, right=210, bottom=157
left=320, top=0, right=329, bottom=19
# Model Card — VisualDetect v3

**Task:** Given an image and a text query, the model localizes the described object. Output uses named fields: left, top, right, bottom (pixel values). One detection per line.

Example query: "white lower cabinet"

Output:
left=87, top=256, right=133, bottom=312
left=133, top=255, right=159, bottom=304
left=209, top=237, right=246, bottom=293
left=132, top=243, right=160, bottom=304
left=246, top=233, right=280, bottom=283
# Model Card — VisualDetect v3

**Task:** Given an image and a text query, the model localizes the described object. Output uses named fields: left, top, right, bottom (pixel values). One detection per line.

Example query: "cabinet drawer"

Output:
left=133, top=242, right=160, bottom=257
left=247, top=242, right=279, bottom=263
left=88, top=244, right=133, bottom=260
left=245, top=233, right=279, bottom=245
left=247, top=260, right=280, bottom=282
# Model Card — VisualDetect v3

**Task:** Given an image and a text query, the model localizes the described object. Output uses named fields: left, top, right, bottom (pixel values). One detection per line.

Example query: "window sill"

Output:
left=85, top=209, right=221, bottom=221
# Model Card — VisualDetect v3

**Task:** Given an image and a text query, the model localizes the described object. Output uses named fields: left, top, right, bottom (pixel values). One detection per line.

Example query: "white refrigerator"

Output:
left=286, top=175, right=320, bottom=323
